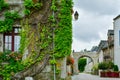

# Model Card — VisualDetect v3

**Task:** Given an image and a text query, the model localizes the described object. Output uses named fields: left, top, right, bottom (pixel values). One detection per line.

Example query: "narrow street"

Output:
left=72, top=73, right=120, bottom=80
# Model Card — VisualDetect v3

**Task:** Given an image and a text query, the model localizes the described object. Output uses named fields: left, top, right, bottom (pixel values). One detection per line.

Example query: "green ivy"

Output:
left=0, top=0, right=73, bottom=79
left=54, top=0, right=73, bottom=58
left=0, top=0, right=9, bottom=11
left=24, top=0, right=42, bottom=15
left=0, top=51, right=24, bottom=80
left=0, top=11, right=21, bottom=33
left=50, top=0, right=57, bottom=11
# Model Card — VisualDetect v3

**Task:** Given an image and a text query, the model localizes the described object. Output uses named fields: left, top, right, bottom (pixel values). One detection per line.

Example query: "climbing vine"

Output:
left=0, top=0, right=9, bottom=11
left=0, top=11, right=21, bottom=32
left=53, top=0, right=73, bottom=58
left=19, top=19, right=53, bottom=68
left=0, top=51, right=24, bottom=80
left=0, top=0, right=21, bottom=33
left=0, top=0, right=73, bottom=79
left=24, top=0, right=42, bottom=15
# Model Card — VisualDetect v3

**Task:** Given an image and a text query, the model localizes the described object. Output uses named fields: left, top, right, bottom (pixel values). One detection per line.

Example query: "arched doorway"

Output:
left=72, top=52, right=98, bottom=74
left=78, top=56, right=94, bottom=73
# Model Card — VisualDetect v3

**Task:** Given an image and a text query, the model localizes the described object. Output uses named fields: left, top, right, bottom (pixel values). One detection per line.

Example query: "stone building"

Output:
left=98, top=30, right=114, bottom=63
left=98, top=40, right=107, bottom=62
left=113, top=15, right=120, bottom=69
left=0, top=0, right=24, bottom=52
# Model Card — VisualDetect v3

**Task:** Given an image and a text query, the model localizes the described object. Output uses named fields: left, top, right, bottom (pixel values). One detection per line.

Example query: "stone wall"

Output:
left=33, top=57, right=69, bottom=80
left=0, top=34, right=3, bottom=52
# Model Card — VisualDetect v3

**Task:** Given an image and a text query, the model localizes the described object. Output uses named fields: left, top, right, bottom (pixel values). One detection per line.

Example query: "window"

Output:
left=4, top=27, right=21, bottom=51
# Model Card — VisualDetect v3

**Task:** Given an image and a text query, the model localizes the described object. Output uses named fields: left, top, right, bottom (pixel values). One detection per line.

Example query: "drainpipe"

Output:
left=52, top=11, right=56, bottom=80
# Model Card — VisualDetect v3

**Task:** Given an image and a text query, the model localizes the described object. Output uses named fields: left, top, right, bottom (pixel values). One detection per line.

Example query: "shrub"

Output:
left=98, top=61, right=114, bottom=70
left=98, top=62, right=108, bottom=70
left=108, top=61, right=114, bottom=69
left=92, top=64, right=98, bottom=75
left=114, top=65, right=119, bottom=71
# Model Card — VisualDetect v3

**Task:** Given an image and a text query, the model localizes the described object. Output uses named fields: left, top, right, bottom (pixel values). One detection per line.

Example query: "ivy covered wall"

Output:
left=0, top=0, right=73, bottom=79
left=54, top=0, right=73, bottom=58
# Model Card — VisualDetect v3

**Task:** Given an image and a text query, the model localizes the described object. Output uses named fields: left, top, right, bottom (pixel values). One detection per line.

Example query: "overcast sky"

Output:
left=72, top=0, right=120, bottom=52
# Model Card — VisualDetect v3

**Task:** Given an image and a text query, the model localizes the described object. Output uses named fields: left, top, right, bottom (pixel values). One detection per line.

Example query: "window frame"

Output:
left=4, top=27, right=20, bottom=51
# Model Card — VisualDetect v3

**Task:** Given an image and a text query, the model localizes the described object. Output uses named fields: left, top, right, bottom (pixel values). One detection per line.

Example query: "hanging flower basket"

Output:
left=67, top=56, right=74, bottom=65
left=32, top=0, right=38, bottom=3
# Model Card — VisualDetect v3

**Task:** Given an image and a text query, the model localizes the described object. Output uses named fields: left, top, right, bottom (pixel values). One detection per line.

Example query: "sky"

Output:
left=72, top=0, right=120, bottom=52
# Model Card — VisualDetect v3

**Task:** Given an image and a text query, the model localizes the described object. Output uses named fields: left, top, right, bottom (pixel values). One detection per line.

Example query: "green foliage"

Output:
left=0, top=50, right=11, bottom=61
left=19, top=20, right=52, bottom=68
left=78, top=58, right=87, bottom=72
left=0, top=51, right=24, bottom=80
left=33, top=3, right=42, bottom=9
left=24, top=9, right=31, bottom=15
left=0, top=0, right=73, bottom=79
left=51, top=0, right=57, bottom=11
left=0, top=11, right=20, bottom=33
left=98, top=61, right=114, bottom=70
left=91, top=64, right=98, bottom=75
left=19, top=20, right=30, bottom=54
left=92, top=64, right=98, bottom=71
left=54, top=0, right=73, bottom=58
left=50, top=59, right=56, bottom=65
left=98, top=62, right=108, bottom=70
left=114, top=65, right=119, bottom=71
left=0, top=0, right=20, bottom=33
left=24, top=0, right=34, bottom=9
left=0, top=0, right=9, bottom=11
left=4, top=11, right=20, bottom=19
left=24, top=0, right=42, bottom=15
left=108, top=61, right=114, bottom=69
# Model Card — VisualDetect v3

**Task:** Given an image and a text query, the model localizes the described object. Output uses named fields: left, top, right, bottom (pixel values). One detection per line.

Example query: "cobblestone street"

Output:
left=72, top=73, right=120, bottom=80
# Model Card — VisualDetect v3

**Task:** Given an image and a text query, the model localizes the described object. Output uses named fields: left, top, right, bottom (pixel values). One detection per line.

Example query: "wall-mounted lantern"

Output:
left=74, top=11, right=79, bottom=20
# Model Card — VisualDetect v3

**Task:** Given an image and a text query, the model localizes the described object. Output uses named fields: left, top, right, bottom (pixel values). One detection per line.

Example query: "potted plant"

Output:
left=106, top=62, right=114, bottom=77
left=113, top=65, right=119, bottom=77
left=98, top=62, right=108, bottom=77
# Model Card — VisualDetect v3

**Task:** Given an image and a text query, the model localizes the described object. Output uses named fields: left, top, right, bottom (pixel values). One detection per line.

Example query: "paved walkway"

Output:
left=71, top=73, right=120, bottom=80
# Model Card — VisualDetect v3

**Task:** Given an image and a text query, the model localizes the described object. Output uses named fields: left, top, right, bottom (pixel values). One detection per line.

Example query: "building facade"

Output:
left=0, top=0, right=24, bottom=52
left=98, top=29, right=114, bottom=63
left=114, top=15, right=120, bottom=69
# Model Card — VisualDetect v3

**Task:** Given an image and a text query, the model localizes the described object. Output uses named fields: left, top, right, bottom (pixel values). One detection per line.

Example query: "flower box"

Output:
left=100, top=71, right=105, bottom=77
left=100, top=71, right=120, bottom=78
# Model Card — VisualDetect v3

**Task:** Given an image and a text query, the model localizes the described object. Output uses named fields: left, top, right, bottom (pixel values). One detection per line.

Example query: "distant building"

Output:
left=98, top=40, right=108, bottom=62
left=91, top=46, right=98, bottom=52
left=113, top=15, right=120, bottom=69
left=98, top=30, right=114, bottom=63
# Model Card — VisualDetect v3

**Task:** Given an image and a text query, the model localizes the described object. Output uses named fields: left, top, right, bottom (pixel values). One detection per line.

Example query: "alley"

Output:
left=72, top=73, right=120, bottom=80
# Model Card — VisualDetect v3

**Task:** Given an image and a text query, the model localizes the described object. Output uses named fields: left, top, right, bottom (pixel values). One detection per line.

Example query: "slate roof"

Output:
left=107, top=30, right=114, bottom=36
left=113, top=15, right=120, bottom=20
left=97, top=40, right=108, bottom=52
